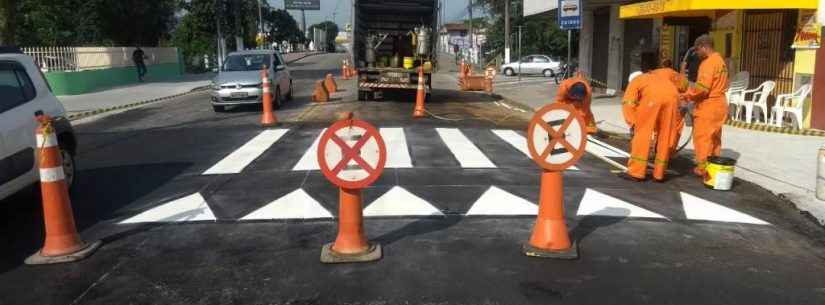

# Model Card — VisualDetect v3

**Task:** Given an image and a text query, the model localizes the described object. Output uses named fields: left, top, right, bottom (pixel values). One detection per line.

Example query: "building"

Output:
left=618, top=0, right=820, bottom=128
left=439, top=22, right=487, bottom=64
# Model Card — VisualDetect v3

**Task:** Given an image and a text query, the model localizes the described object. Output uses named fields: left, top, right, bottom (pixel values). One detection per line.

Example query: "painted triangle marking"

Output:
left=241, top=189, right=333, bottom=220
left=292, top=128, right=326, bottom=171
left=363, top=186, right=444, bottom=217
left=576, top=189, right=668, bottom=219
left=681, top=192, right=770, bottom=225
left=120, top=193, right=216, bottom=224
left=466, top=186, right=538, bottom=216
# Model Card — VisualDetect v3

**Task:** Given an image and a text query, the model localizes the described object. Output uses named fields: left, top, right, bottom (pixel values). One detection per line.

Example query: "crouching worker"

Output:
left=618, top=51, right=681, bottom=182
left=555, top=72, right=598, bottom=133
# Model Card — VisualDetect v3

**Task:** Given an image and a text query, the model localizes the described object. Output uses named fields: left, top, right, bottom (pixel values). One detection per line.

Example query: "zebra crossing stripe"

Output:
left=292, top=128, right=326, bottom=171
left=203, top=129, right=289, bottom=175
left=466, top=186, right=538, bottom=216
left=380, top=128, right=413, bottom=168
left=363, top=186, right=443, bottom=217
left=492, top=129, right=578, bottom=170
left=681, top=192, right=770, bottom=225
left=241, top=189, right=333, bottom=220
left=120, top=193, right=216, bottom=224
left=586, top=136, right=630, bottom=158
left=436, top=128, right=496, bottom=168
left=576, top=189, right=667, bottom=219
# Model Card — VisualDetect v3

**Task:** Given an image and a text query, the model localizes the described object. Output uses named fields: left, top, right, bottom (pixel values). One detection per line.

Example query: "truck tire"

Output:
left=358, top=90, right=372, bottom=101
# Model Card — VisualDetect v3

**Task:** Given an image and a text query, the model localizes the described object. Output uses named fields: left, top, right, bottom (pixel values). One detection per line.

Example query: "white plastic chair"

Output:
left=772, top=84, right=812, bottom=129
left=740, top=81, right=775, bottom=124
left=726, top=71, right=749, bottom=120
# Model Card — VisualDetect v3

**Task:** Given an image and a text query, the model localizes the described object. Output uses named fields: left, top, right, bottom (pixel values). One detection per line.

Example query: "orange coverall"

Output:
left=556, top=75, right=597, bottom=133
left=621, top=72, right=681, bottom=180
left=684, top=52, right=729, bottom=174
left=650, top=68, right=689, bottom=153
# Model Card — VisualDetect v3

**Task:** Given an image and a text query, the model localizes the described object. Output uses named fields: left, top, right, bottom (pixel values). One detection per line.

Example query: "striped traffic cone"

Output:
left=26, top=115, right=101, bottom=265
left=260, top=67, right=277, bottom=127
left=413, top=66, right=426, bottom=118
left=342, top=60, right=351, bottom=80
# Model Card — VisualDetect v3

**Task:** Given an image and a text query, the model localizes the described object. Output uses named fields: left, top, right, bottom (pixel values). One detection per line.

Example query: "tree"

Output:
left=264, top=8, right=303, bottom=44
left=0, top=0, right=17, bottom=44
left=474, top=0, right=570, bottom=63
left=173, top=0, right=219, bottom=72
left=308, top=21, right=338, bottom=51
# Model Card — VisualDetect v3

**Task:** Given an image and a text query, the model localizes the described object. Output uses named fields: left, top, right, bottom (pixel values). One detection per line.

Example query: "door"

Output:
left=741, top=10, right=797, bottom=96
left=274, top=52, right=289, bottom=97
left=532, top=56, right=552, bottom=74
left=591, top=8, right=610, bottom=85
left=0, top=61, right=40, bottom=197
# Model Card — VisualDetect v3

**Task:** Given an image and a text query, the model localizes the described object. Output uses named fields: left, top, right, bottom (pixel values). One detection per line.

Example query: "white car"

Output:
left=0, top=47, right=77, bottom=201
left=500, top=55, right=561, bottom=77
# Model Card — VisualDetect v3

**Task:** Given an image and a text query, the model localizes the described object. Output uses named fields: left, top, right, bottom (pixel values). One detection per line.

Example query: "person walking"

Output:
left=681, top=35, right=730, bottom=177
left=619, top=51, right=681, bottom=182
left=132, top=47, right=148, bottom=82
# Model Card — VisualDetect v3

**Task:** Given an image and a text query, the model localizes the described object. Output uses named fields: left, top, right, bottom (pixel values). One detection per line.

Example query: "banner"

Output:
left=558, top=0, right=582, bottom=30
left=524, top=0, right=558, bottom=17
left=285, top=0, right=320, bottom=10
left=793, top=9, right=821, bottom=49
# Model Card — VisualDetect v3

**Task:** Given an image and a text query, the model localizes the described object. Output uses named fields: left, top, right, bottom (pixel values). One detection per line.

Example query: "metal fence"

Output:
left=21, top=47, right=179, bottom=72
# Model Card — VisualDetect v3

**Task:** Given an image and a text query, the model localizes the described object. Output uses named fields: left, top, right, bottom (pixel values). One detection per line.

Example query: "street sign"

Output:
left=526, top=103, right=587, bottom=171
left=558, top=0, right=582, bottom=30
left=285, top=0, right=320, bottom=10
left=317, top=119, right=387, bottom=189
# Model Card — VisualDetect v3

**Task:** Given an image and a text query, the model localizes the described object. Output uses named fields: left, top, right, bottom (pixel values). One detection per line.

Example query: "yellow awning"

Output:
left=620, top=0, right=818, bottom=19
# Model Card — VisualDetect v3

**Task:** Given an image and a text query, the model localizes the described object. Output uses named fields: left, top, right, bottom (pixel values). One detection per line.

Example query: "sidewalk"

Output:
left=494, top=77, right=825, bottom=226
left=58, top=51, right=322, bottom=119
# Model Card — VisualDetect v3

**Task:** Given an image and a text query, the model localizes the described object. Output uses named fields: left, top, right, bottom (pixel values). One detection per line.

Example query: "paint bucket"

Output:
left=704, top=156, right=736, bottom=191
left=403, top=57, right=414, bottom=69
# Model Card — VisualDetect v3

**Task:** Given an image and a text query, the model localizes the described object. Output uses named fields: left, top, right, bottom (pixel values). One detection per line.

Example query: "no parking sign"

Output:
left=317, top=119, right=387, bottom=189
left=526, top=103, right=587, bottom=172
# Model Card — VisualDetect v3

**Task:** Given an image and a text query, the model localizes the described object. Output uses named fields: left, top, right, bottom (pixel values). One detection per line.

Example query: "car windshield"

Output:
left=223, top=54, right=271, bottom=72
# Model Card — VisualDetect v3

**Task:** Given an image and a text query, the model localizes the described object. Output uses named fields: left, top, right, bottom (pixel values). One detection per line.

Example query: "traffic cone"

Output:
left=260, top=68, right=277, bottom=127
left=342, top=60, right=350, bottom=80
left=413, top=66, right=426, bottom=118
left=522, top=170, right=578, bottom=259
left=458, top=59, right=465, bottom=80
left=312, top=80, right=329, bottom=103
left=321, top=188, right=381, bottom=263
left=26, top=115, right=101, bottom=265
left=324, top=73, right=338, bottom=93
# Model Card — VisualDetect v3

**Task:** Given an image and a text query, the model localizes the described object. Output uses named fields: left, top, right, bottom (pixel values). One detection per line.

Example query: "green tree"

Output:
left=173, top=0, right=218, bottom=72
left=308, top=21, right=338, bottom=51
left=264, top=8, right=303, bottom=44
left=474, top=0, right=571, bottom=63
left=0, top=0, right=17, bottom=44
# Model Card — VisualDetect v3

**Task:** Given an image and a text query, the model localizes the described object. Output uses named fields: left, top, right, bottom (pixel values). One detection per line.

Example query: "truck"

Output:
left=351, top=0, right=438, bottom=101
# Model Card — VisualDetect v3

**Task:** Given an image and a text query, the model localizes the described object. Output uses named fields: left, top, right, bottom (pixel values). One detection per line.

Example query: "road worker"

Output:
left=618, top=51, right=680, bottom=182
left=681, top=35, right=729, bottom=177
left=652, top=58, right=689, bottom=153
left=556, top=72, right=597, bottom=133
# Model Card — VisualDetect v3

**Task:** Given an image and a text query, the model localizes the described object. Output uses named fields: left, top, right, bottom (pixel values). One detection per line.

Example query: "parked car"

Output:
left=0, top=46, right=77, bottom=201
left=500, top=55, right=561, bottom=77
left=210, top=50, right=293, bottom=112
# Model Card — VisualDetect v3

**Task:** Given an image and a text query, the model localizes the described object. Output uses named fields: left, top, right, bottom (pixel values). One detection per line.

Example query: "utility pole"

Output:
left=234, top=0, right=243, bottom=51
left=468, top=0, right=474, bottom=64
left=518, top=25, right=522, bottom=82
left=257, top=0, right=263, bottom=34
left=301, top=9, right=307, bottom=46
left=504, top=0, right=510, bottom=64
left=812, top=0, right=825, bottom=130
left=216, top=0, right=224, bottom=68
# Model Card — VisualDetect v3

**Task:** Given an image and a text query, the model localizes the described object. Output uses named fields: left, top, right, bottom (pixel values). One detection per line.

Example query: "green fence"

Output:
left=45, top=63, right=183, bottom=96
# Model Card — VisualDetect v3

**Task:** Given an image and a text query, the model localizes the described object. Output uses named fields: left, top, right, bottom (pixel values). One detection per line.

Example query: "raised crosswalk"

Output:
left=203, top=129, right=290, bottom=175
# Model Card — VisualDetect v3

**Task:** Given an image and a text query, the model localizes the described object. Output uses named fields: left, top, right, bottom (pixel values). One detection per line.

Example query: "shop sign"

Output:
left=793, top=10, right=821, bottom=49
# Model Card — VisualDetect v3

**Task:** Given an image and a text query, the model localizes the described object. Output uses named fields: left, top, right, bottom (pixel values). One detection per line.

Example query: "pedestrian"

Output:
left=555, top=71, right=597, bottom=134
left=652, top=58, right=689, bottom=153
left=680, top=34, right=729, bottom=177
left=618, top=51, right=681, bottom=182
left=132, top=47, right=148, bottom=82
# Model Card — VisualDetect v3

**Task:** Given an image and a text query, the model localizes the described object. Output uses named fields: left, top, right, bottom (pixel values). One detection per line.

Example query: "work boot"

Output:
left=616, top=172, right=645, bottom=182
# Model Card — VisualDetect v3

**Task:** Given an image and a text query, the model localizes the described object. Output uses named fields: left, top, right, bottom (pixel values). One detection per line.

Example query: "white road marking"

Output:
left=292, top=128, right=326, bottom=171
left=241, top=189, right=332, bottom=220
left=120, top=193, right=215, bottom=224
left=576, top=189, right=668, bottom=219
left=492, top=129, right=579, bottom=170
left=203, top=129, right=289, bottom=175
left=380, top=128, right=413, bottom=168
left=364, top=186, right=444, bottom=217
left=436, top=128, right=496, bottom=168
left=586, top=136, right=630, bottom=158
left=681, top=192, right=770, bottom=225
left=466, top=186, right=538, bottom=215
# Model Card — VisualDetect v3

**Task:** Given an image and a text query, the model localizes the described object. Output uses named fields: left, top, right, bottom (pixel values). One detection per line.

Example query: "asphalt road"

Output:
left=2, top=53, right=825, bottom=305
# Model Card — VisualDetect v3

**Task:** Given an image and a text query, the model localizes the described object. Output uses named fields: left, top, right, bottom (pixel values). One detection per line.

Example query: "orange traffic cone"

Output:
left=413, top=66, right=426, bottom=118
left=260, top=68, right=277, bottom=127
left=324, top=73, right=338, bottom=93
left=26, top=115, right=101, bottom=265
left=458, top=60, right=465, bottom=80
left=341, top=60, right=350, bottom=80
left=321, top=188, right=381, bottom=263
left=522, top=170, right=578, bottom=259
left=312, top=80, right=329, bottom=103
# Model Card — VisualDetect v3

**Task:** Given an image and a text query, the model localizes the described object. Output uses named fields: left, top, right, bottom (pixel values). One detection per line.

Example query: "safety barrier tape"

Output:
left=725, top=119, right=825, bottom=137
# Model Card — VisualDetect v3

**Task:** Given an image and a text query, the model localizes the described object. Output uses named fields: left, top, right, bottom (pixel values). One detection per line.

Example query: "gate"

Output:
left=741, top=11, right=797, bottom=96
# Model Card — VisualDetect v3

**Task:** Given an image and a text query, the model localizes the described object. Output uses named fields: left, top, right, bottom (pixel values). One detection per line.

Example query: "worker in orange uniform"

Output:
left=556, top=72, right=597, bottom=133
left=618, top=51, right=681, bottom=182
left=652, top=58, right=689, bottom=153
left=681, top=35, right=729, bottom=177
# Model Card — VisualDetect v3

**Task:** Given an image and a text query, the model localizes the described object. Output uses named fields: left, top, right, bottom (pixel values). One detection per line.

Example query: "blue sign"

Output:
left=558, top=0, right=581, bottom=30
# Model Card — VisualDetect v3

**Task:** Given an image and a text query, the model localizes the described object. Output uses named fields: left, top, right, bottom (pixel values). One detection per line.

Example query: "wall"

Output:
left=607, top=4, right=625, bottom=90
left=710, top=10, right=743, bottom=74
left=45, top=63, right=182, bottom=96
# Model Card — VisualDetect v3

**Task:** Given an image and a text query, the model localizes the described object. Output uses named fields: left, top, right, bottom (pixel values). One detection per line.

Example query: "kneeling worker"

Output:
left=555, top=72, right=597, bottom=133
left=619, top=51, right=681, bottom=182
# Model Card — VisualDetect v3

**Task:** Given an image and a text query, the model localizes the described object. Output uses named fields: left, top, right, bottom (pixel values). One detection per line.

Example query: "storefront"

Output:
left=620, top=0, right=820, bottom=128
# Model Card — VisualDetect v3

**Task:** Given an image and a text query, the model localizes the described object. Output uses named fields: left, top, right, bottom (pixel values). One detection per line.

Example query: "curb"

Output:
left=725, top=119, right=825, bottom=137
left=66, top=86, right=210, bottom=121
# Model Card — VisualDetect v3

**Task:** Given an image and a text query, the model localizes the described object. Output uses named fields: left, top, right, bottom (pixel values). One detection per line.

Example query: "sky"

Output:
left=265, top=0, right=479, bottom=29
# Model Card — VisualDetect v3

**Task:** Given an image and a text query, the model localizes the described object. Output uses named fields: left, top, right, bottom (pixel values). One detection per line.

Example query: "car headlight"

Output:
left=211, top=82, right=221, bottom=90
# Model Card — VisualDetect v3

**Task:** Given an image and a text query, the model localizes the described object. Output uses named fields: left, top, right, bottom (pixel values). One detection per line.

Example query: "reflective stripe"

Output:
left=694, top=82, right=710, bottom=91
left=39, top=166, right=65, bottom=182
left=654, top=159, right=668, bottom=166
left=36, top=133, right=59, bottom=148
left=622, top=100, right=639, bottom=106
left=630, top=155, right=647, bottom=163
left=697, top=161, right=709, bottom=169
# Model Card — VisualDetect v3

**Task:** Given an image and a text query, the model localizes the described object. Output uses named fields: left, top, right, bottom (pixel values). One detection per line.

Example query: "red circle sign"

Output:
left=317, top=119, right=387, bottom=189
left=526, top=103, right=587, bottom=171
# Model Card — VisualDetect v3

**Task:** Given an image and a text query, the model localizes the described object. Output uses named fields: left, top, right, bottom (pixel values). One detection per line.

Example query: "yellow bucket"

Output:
left=704, top=156, right=736, bottom=191
left=403, top=57, right=414, bottom=69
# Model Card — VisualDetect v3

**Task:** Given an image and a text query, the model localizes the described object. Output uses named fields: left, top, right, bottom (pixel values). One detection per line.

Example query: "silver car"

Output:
left=500, top=55, right=561, bottom=77
left=210, top=50, right=293, bottom=112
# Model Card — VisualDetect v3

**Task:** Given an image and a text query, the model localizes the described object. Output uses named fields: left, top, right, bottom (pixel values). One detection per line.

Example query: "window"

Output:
left=521, top=56, right=533, bottom=63
left=222, top=54, right=272, bottom=72
left=534, top=56, right=550, bottom=63
left=0, top=62, right=35, bottom=113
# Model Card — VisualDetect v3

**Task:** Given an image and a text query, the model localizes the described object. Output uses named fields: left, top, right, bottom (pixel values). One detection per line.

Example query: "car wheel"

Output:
left=543, top=69, right=554, bottom=78
left=286, top=80, right=293, bottom=101
left=59, top=146, right=76, bottom=191
left=213, top=105, right=225, bottom=112
left=504, top=68, right=515, bottom=76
